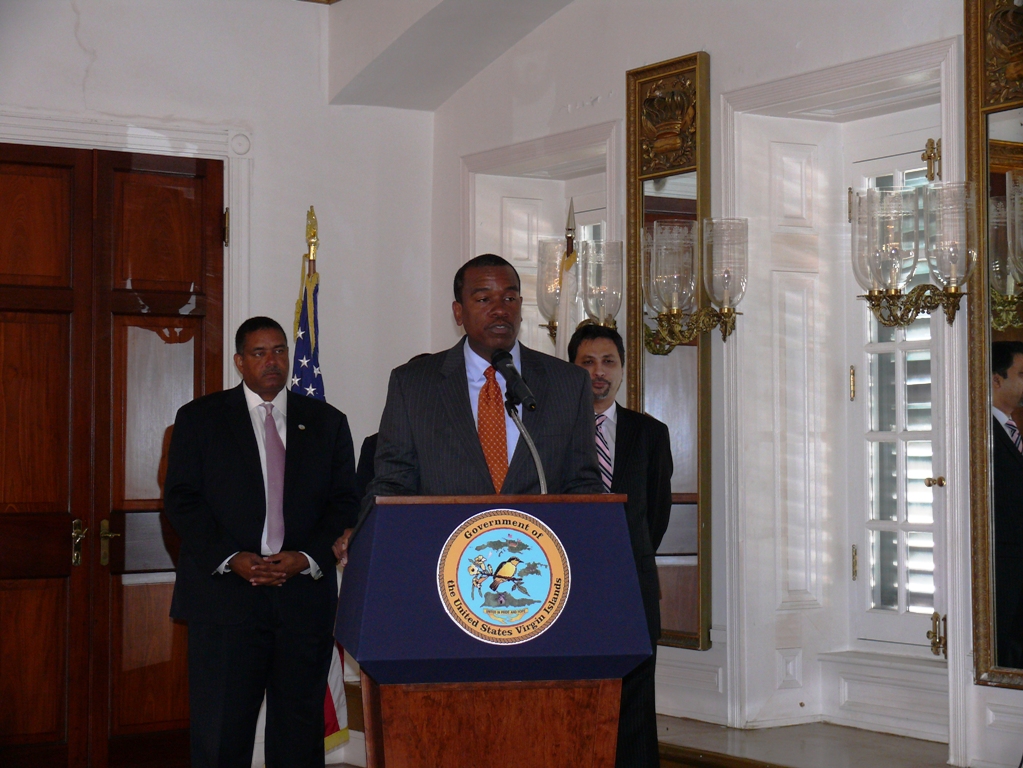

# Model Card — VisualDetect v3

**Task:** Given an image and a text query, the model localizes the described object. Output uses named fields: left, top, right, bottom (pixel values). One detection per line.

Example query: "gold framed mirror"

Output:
left=967, top=0, right=1023, bottom=686
left=626, top=52, right=711, bottom=650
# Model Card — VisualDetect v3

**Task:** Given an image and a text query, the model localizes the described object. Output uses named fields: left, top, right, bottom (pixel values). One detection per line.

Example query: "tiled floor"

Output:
left=657, top=715, right=952, bottom=768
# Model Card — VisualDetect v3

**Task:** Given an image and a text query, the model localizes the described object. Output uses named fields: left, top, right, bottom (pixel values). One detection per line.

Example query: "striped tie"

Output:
left=595, top=413, right=613, bottom=493
left=1008, top=417, right=1023, bottom=454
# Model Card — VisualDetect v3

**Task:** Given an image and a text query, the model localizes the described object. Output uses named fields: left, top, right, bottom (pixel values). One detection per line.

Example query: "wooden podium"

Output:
left=336, top=495, right=649, bottom=768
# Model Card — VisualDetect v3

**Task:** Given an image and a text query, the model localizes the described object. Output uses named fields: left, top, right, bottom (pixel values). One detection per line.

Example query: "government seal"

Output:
left=437, top=508, right=570, bottom=645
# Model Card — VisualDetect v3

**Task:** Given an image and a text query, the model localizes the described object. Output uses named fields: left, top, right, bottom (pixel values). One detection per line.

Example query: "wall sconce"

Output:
left=538, top=236, right=624, bottom=343
left=644, top=217, right=747, bottom=354
left=852, top=181, right=976, bottom=327
left=990, top=174, right=1023, bottom=331
left=580, top=240, right=623, bottom=328
left=537, top=238, right=563, bottom=343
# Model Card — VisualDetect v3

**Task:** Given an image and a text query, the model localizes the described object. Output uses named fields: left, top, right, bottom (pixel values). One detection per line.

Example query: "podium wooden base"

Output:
left=361, top=671, right=621, bottom=768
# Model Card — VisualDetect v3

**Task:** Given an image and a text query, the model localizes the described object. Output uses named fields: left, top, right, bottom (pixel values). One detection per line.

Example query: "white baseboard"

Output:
left=818, top=651, right=948, bottom=743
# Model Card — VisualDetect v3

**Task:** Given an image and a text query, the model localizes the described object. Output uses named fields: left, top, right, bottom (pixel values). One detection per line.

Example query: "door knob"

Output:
left=924, top=476, right=946, bottom=488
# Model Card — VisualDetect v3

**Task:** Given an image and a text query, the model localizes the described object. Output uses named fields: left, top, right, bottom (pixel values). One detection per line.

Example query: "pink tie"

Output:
left=1008, top=417, right=1023, bottom=454
left=595, top=413, right=613, bottom=493
left=261, top=402, right=285, bottom=553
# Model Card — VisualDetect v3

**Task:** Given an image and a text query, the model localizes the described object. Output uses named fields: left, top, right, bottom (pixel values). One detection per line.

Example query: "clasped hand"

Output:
left=229, top=551, right=308, bottom=586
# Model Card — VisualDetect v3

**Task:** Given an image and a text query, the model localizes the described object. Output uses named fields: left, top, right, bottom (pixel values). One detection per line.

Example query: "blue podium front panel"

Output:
left=336, top=499, right=652, bottom=685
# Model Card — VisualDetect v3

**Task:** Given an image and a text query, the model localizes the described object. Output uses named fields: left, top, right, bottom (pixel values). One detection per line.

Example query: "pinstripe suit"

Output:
left=364, top=337, right=602, bottom=504
left=993, top=415, right=1023, bottom=667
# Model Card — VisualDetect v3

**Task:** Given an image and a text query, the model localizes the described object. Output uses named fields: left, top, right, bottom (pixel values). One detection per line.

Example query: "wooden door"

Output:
left=0, top=143, right=223, bottom=768
left=0, top=143, right=95, bottom=767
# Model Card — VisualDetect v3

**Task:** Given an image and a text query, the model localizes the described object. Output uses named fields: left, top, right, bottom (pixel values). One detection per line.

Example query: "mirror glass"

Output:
left=627, top=54, right=710, bottom=649
left=986, top=106, right=1023, bottom=672
left=968, top=0, right=1023, bottom=686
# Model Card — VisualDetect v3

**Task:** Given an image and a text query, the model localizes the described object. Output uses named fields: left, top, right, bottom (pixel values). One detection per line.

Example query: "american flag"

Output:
left=290, top=267, right=324, bottom=401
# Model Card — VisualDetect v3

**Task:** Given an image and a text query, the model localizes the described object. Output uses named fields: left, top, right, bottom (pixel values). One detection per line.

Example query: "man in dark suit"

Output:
left=165, top=316, right=359, bottom=768
left=569, top=323, right=672, bottom=768
left=992, top=341, right=1023, bottom=668
left=351, top=253, right=600, bottom=520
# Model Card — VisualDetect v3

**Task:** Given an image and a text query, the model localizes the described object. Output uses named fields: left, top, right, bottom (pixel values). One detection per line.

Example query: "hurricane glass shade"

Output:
left=989, top=197, right=1013, bottom=295
left=866, top=186, right=920, bottom=292
left=536, top=238, right=564, bottom=322
left=580, top=240, right=623, bottom=324
left=652, top=219, right=696, bottom=313
left=702, top=218, right=748, bottom=309
left=923, top=181, right=977, bottom=290
left=642, top=224, right=666, bottom=314
left=1008, top=172, right=1023, bottom=286
left=850, top=192, right=876, bottom=293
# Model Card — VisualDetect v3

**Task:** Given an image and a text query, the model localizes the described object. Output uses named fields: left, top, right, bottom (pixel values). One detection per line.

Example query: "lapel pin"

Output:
left=298, top=424, right=306, bottom=430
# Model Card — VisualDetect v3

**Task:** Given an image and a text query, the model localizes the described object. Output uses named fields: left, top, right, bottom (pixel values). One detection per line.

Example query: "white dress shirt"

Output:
left=994, top=405, right=1015, bottom=441
left=597, top=400, right=618, bottom=469
left=463, top=341, right=522, bottom=462
left=216, top=384, right=319, bottom=578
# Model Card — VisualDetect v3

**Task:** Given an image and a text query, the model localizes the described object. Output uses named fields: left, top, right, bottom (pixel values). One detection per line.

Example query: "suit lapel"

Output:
left=224, top=385, right=264, bottom=495
left=440, top=339, right=492, bottom=485
left=611, top=406, right=639, bottom=493
left=994, top=415, right=1023, bottom=471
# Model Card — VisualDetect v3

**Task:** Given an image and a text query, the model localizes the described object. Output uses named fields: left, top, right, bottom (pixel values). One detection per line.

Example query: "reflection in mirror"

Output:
left=987, top=107, right=1023, bottom=671
left=627, top=52, right=710, bottom=649
left=968, top=0, right=1023, bottom=686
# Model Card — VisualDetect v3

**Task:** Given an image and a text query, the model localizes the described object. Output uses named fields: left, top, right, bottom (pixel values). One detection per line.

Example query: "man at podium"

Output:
left=362, top=254, right=602, bottom=506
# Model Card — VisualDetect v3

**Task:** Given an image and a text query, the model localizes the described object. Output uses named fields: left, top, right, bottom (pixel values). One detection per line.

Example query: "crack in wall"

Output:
left=71, top=0, right=97, bottom=111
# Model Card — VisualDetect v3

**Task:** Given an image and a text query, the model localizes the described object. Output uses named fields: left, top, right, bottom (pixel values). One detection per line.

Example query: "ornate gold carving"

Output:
left=640, top=75, right=698, bottom=177
left=990, top=287, right=1023, bottom=330
left=643, top=307, right=738, bottom=355
left=861, top=285, right=965, bottom=327
left=985, top=0, right=1023, bottom=109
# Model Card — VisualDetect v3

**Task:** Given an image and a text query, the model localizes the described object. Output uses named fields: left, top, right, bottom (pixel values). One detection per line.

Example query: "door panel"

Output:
left=96, top=150, right=222, bottom=768
left=0, top=313, right=71, bottom=508
left=111, top=579, right=189, bottom=735
left=0, top=161, right=72, bottom=287
left=0, top=143, right=94, bottom=768
left=112, top=166, right=207, bottom=293
left=0, top=579, right=67, bottom=744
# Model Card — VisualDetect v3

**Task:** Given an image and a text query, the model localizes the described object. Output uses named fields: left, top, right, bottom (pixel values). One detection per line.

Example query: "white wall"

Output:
left=0, top=0, right=434, bottom=445
left=430, top=0, right=963, bottom=732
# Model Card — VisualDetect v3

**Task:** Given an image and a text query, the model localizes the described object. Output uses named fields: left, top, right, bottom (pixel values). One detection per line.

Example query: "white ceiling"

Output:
left=329, top=0, right=574, bottom=111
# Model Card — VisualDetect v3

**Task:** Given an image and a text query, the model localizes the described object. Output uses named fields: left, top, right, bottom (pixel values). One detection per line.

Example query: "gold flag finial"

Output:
left=305, top=206, right=319, bottom=274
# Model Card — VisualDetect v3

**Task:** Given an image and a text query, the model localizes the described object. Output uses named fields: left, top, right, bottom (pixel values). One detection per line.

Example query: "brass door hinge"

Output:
left=851, top=544, right=858, bottom=581
left=922, top=138, right=942, bottom=182
left=849, top=366, right=856, bottom=401
left=223, top=208, right=230, bottom=247
left=847, top=187, right=853, bottom=223
left=927, top=612, right=947, bottom=658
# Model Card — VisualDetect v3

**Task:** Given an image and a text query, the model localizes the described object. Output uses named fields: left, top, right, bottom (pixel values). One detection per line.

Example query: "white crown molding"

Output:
left=0, top=108, right=252, bottom=385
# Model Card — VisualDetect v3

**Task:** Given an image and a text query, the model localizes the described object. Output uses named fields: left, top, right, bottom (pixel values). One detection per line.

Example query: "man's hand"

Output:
left=332, top=528, right=354, bottom=567
left=229, top=551, right=308, bottom=586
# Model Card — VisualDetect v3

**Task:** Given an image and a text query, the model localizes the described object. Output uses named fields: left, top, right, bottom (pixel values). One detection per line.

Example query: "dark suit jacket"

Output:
left=610, top=405, right=673, bottom=641
left=993, top=415, right=1023, bottom=667
left=164, top=385, right=359, bottom=628
left=365, top=338, right=602, bottom=504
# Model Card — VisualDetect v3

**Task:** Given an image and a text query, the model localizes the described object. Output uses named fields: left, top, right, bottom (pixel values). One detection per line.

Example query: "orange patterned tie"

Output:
left=478, top=366, right=508, bottom=493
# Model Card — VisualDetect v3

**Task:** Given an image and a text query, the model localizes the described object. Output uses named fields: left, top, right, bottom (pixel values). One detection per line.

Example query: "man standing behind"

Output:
left=991, top=341, right=1023, bottom=668
left=569, top=323, right=673, bottom=768
left=165, top=317, right=359, bottom=768
left=362, top=254, right=601, bottom=507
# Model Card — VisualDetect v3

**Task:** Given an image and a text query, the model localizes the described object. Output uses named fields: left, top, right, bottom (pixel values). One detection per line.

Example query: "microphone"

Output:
left=491, top=349, right=537, bottom=412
